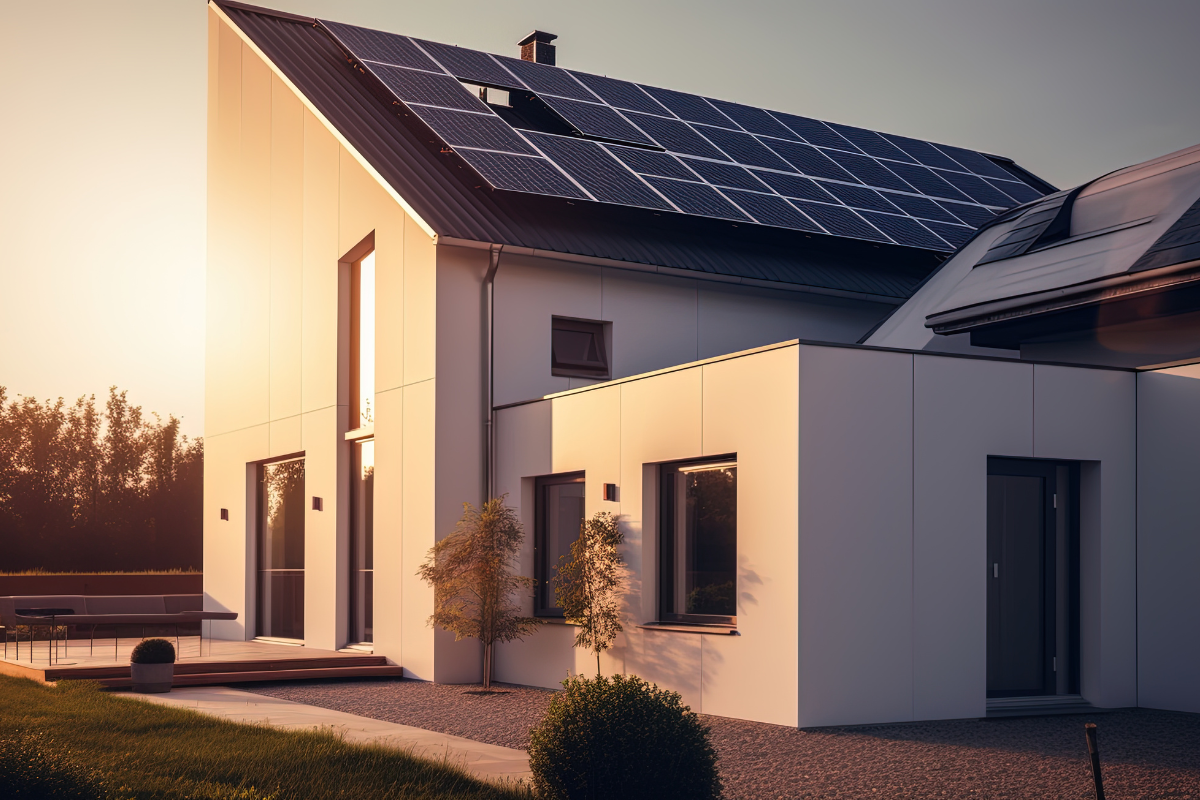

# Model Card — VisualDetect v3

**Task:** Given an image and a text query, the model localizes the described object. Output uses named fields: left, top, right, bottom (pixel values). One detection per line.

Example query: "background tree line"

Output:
left=0, top=386, right=202, bottom=572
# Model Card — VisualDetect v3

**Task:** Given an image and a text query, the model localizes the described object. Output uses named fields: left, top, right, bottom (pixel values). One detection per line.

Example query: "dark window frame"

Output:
left=534, top=471, right=586, bottom=617
left=551, top=317, right=610, bottom=380
left=349, top=437, right=374, bottom=645
left=255, top=453, right=307, bottom=641
left=658, top=455, right=738, bottom=627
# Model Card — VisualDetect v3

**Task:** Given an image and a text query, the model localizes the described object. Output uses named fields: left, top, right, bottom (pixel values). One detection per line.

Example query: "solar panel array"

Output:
left=322, top=19, right=1048, bottom=252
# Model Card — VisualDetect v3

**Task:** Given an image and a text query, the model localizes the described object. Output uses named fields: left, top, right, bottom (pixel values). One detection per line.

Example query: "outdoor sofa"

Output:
left=0, top=594, right=237, bottom=661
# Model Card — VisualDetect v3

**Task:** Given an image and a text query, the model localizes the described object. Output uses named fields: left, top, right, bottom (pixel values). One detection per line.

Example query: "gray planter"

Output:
left=130, top=662, right=174, bottom=693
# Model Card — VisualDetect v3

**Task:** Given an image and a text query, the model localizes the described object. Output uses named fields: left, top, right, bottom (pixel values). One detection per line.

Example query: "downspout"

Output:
left=482, top=244, right=504, bottom=502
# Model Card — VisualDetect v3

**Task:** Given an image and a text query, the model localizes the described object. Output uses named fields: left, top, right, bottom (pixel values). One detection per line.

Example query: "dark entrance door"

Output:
left=987, top=458, right=1077, bottom=698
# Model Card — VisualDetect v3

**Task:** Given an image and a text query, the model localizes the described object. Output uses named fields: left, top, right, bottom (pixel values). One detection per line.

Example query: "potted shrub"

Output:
left=129, top=638, right=175, bottom=693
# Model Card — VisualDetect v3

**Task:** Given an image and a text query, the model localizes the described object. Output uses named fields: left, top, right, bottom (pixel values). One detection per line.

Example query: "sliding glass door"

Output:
left=257, top=457, right=305, bottom=641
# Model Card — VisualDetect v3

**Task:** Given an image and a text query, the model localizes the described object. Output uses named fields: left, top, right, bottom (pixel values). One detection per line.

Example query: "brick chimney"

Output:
left=518, top=31, right=557, bottom=65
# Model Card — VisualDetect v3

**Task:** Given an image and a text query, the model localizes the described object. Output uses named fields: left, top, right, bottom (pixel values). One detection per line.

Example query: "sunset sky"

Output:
left=3, top=0, right=1198, bottom=437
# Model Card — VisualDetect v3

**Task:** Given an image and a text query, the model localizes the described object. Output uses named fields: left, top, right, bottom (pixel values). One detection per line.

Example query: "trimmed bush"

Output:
left=130, top=637, right=175, bottom=664
left=0, top=730, right=107, bottom=799
left=528, top=673, right=722, bottom=800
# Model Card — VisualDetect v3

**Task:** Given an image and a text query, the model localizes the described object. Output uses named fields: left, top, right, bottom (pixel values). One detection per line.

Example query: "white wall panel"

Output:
left=912, top=356, right=1033, bottom=721
left=601, top=269, right=697, bottom=379
left=1033, top=365, right=1136, bottom=708
left=798, top=345, right=914, bottom=727
left=493, top=255, right=601, bottom=406
left=1136, top=371, right=1200, bottom=713
left=698, top=285, right=887, bottom=359
left=699, top=347, right=799, bottom=725
left=202, top=424, right=269, bottom=640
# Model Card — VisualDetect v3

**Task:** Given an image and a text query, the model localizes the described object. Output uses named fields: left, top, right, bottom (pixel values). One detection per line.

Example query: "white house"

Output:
left=203, top=0, right=1200, bottom=727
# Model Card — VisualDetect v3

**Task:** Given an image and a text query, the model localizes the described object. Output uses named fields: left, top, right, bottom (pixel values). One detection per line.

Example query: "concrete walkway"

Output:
left=119, top=685, right=531, bottom=784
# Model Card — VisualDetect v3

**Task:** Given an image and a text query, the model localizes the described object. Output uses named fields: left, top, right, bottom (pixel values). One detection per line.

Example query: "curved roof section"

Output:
left=214, top=1, right=1053, bottom=301
left=866, top=143, right=1200, bottom=348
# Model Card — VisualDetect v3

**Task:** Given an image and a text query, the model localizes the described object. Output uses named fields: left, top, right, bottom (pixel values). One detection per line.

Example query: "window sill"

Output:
left=637, top=622, right=738, bottom=636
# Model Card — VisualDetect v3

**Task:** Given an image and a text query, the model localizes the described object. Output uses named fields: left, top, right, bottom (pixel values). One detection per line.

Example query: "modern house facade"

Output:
left=204, top=0, right=1200, bottom=727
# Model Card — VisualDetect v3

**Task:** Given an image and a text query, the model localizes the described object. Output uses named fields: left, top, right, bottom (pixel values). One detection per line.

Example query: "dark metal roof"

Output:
left=216, top=1, right=952, bottom=300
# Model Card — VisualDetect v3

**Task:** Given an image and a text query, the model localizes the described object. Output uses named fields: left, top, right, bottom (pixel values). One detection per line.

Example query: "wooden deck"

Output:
left=0, top=637, right=402, bottom=687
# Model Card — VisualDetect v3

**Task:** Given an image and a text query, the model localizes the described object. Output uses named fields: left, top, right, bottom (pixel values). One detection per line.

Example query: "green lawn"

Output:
left=0, top=675, right=530, bottom=799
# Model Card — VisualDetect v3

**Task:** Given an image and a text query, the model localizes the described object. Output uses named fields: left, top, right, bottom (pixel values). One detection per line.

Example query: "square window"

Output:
left=551, top=317, right=610, bottom=379
left=659, top=457, right=737, bottom=625
left=534, top=472, right=586, bottom=616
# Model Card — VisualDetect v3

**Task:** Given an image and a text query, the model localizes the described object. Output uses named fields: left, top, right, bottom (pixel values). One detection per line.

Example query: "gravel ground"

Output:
left=249, top=679, right=1200, bottom=799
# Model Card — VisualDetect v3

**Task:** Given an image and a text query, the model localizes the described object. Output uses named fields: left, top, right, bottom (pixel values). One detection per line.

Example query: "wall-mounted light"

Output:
left=312, top=497, right=324, bottom=511
left=603, top=483, right=618, bottom=502
left=220, top=508, right=229, bottom=521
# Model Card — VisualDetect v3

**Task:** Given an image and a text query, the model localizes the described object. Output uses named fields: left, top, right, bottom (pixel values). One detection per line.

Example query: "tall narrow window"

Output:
left=350, top=439, right=374, bottom=644
left=659, top=458, right=737, bottom=625
left=534, top=473, right=585, bottom=616
left=257, top=457, right=306, bottom=640
left=351, top=250, right=376, bottom=428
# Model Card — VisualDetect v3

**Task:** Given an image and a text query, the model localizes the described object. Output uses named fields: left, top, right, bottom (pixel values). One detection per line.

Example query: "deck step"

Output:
left=92, top=664, right=405, bottom=688
left=45, top=655, right=388, bottom=682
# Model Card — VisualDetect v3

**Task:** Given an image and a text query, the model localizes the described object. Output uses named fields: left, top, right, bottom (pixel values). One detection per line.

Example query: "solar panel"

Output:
left=410, top=106, right=536, bottom=153
left=935, top=170, right=1015, bottom=207
left=606, top=146, right=697, bottom=180
left=771, top=113, right=859, bottom=152
left=695, top=127, right=793, bottom=171
left=526, top=133, right=671, bottom=210
left=752, top=171, right=839, bottom=203
left=885, top=162, right=972, bottom=202
left=682, top=159, right=769, bottom=191
left=922, top=221, right=975, bottom=248
left=937, top=201, right=994, bottom=227
left=822, top=150, right=915, bottom=193
left=792, top=201, right=890, bottom=242
left=708, top=100, right=797, bottom=140
left=365, top=63, right=487, bottom=112
left=826, top=123, right=916, bottom=163
left=880, top=134, right=963, bottom=171
left=987, top=178, right=1042, bottom=204
left=569, top=72, right=669, bottom=115
left=640, top=86, right=737, bottom=129
left=324, top=18, right=1048, bottom=254
left=456, top=149, right=586, bottom=197
left=762, top=140, right=857, bottom=182
left=936, top=145, right=1013, bottom=180
left=495, top=56, right=596, bottom=101
left=644, top=177, right=751, bottom=221
left=858, top=211, right=950, bottom=250
left=322, top=21, right=443, bottom=72
left=538, top=96, right=655, bottom=146
left=413, top=39, right=521, bottom=88
left=722, top=190, right=822, bottom=232
left=819, top=183, right=903, bottom=214
left=624, top=113, right=727, bottom=160
left=880, top=192, right=962, bottom=223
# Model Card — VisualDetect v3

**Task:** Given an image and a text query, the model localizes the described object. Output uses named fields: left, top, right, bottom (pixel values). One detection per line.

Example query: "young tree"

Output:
left=553, top=511, right=625, bottom=676
left=418, top=497, right=541, bottom=689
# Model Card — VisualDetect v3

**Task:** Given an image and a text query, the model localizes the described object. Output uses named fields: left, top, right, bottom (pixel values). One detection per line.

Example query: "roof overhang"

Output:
left=927, top=259, right=1200, bottom=348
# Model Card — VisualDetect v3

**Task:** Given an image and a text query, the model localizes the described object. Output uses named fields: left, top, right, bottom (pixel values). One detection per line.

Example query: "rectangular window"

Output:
left=659, top=457, right=737, bottom=625
left=257, top=457, right=306, bottom=640
left=534, top=472, right=586, bottom=616
left=351, top=250, right=376, bottom=428
left=350, top=438, right=374, bottom=644
left=551, top=317, right=610, bottom=380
